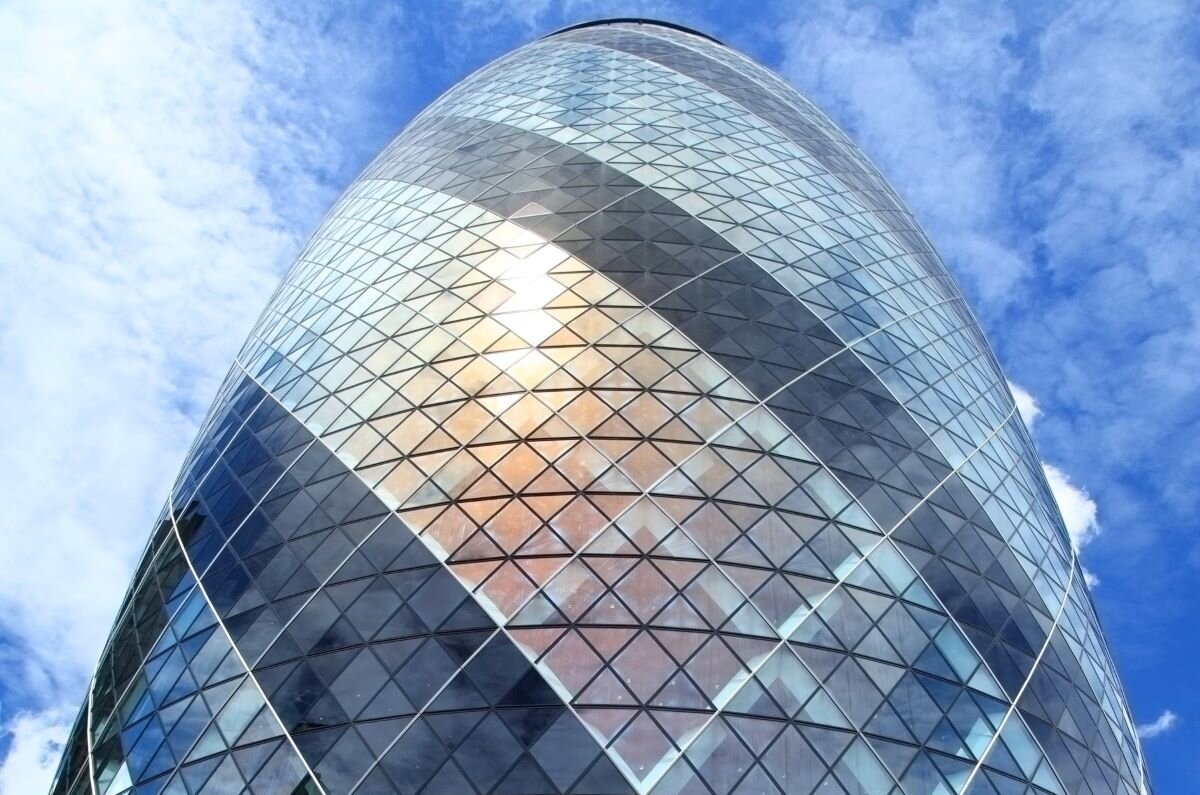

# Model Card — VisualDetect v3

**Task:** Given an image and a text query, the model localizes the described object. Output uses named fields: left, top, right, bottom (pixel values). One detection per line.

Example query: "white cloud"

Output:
left=1043, top=463, right=1101, bottom=552
left=0, top=0, right=408, bottom=790
left=1004, top=380, right=1100, bottom=583
left=1008, top=381, right=1042, bottom=429
left=0, top=710, right=71, bottom=795
left=1005, top=382, right=1101, bottom=561
left=1136, top=709, right=1179, bottom=739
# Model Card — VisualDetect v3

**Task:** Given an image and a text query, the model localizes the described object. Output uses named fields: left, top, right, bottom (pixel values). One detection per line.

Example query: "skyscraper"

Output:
left=49, top=18, right=1150, bottom=795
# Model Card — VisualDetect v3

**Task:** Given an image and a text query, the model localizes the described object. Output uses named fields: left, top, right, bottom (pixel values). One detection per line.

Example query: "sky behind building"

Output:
left=0, top=1, right=1195, bottom=792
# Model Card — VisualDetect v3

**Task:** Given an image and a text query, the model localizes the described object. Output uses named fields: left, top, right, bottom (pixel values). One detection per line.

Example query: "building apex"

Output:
left=544, top=17, right=725, bottom=46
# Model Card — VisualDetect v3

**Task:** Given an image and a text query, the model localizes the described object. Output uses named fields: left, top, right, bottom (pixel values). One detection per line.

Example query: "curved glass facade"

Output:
left=50, top=19, right=1150, bottom=795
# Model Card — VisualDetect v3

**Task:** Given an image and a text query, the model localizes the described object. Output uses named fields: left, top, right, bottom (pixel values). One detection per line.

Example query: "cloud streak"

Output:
left=1007, top=381, right=1101, bottom=552
left=1009, top=381, right=1043, bottom=430
left=1137, top=710, right=1179, bottom=740
left=1043, top=463, right=1100, bottom=552
left=0, top=711, right=70, bottom=795
left=1008, top=380, right=1101, bottom=585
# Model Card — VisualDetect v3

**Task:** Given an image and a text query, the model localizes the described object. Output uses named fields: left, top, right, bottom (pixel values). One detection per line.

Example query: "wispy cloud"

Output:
left=1137, top=710, right=1179, bottom=740
left=1043, top=463, right=1101, bottom=552
left=0, top=0, right=409, bottom=790
left=0, top=710, right=70, bottom=795
left=1006, top=382, right=1100, bottom=554
left=1008, top=381, right=1043, bottom=429
left=1007, top=380, right=1099, bottom=576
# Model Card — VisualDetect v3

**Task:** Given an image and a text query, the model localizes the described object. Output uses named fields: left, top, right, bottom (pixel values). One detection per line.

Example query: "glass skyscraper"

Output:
left=50, top=19, right=1150, bottom=795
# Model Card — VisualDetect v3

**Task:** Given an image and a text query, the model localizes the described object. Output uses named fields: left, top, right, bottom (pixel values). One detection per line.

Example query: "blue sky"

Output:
left=0, top=0, right=1194, bottom=791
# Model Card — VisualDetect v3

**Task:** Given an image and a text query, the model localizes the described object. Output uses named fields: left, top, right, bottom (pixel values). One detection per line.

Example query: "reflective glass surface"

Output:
left=50, top=19, right=1149, bottom=795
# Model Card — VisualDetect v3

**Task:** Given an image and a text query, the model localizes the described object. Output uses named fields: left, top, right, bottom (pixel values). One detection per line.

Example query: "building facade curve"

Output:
left=49, top=18, right=1151, bottom=795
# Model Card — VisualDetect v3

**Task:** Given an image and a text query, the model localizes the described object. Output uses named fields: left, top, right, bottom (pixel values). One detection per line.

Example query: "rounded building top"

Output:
left=544, top=17, right=725, bottom=46
left=47, top=15, right=1151, bottom=795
